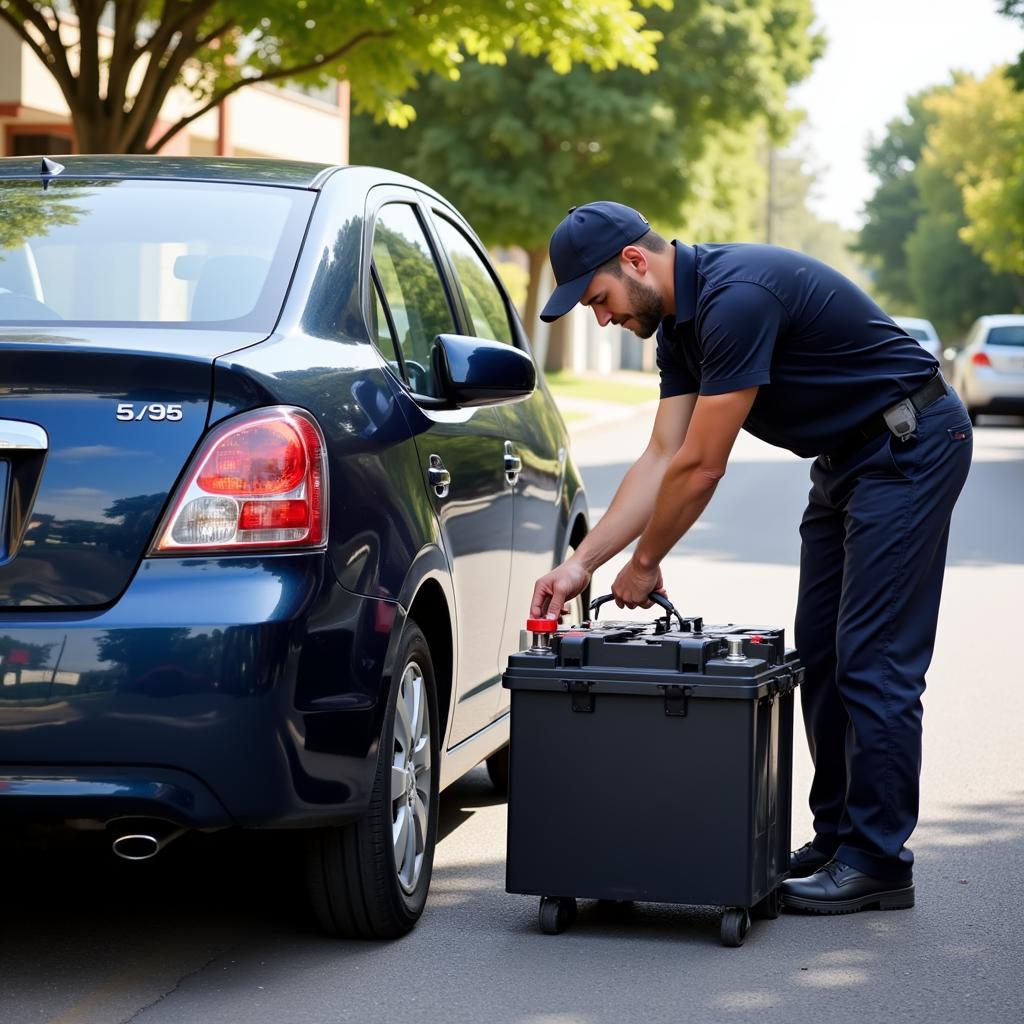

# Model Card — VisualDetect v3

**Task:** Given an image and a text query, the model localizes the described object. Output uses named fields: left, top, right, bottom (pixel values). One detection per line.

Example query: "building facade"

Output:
left=0, top=21, right=349, bottom=163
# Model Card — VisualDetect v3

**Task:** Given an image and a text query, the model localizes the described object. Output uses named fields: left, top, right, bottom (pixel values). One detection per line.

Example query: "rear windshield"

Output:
left=987, top=325, right=1024, bottom=347
left=0, top=178, right=315, bottom=330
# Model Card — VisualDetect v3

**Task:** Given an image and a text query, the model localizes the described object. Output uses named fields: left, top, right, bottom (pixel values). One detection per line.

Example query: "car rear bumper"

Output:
left=962, top=371, right=1024, bottom=409
left=0, top=555, right=399, bottom=829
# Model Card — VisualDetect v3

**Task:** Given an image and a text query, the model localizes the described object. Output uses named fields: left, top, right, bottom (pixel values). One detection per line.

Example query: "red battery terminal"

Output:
left=526, top=617, right=558, bottom=652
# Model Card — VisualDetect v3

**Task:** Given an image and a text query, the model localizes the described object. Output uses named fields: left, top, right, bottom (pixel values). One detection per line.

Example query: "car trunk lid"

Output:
left=0, top=329, right=264, bottom=607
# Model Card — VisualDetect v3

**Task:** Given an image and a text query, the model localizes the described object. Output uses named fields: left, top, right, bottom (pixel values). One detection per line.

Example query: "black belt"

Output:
left=820, top=372, right=948, bottom=470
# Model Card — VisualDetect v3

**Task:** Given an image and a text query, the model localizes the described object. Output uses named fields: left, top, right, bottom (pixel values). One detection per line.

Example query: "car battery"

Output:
left=503, top=597, right=803, bottom=947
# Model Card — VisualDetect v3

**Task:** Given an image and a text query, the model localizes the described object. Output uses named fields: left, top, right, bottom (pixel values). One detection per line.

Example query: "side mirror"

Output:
left=432, top=334, right=536, bottom=408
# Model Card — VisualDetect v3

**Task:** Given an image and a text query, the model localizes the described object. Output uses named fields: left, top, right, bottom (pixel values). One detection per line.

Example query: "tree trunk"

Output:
left=523, top=247, right=548, bottom=334
left=544, top=315, right=573, bottom=374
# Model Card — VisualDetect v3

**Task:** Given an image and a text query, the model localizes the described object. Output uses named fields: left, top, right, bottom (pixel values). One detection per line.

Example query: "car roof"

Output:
left=975, top=314, right=1024, bottom=327
left=893, top=316, right=936, bottom=331
left=0, top=157, right=458, bottom=208
left=0, top=155, right=338, bottom=189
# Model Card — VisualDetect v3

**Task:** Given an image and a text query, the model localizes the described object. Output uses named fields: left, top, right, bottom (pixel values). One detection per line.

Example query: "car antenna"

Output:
left=40, top=156, right=65, bottom=189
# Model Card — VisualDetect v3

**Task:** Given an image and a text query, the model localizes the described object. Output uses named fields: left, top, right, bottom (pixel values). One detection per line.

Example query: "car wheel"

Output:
left=305, top=620, right=439, bottom=939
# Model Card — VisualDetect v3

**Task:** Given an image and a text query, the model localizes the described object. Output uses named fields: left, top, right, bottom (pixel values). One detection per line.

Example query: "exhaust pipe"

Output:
left=109, top=819, right=186, bottom=861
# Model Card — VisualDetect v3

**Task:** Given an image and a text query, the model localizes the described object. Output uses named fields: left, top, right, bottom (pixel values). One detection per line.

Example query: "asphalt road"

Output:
left=3, top=411, right=1022, bottom=1024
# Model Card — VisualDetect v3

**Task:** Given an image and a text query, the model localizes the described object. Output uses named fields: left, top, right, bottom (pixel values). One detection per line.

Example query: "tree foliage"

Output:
left=856, top=83, right=1020, bottom=340
left=0, top=0, right=664, bottom=153
left=924, top=68, right=1024, bottom=279
left=857, top=90, right=937, bottom=307
left=999, top=0, right=1024, bottom=89
left=351, top=0, right=822, bottom=334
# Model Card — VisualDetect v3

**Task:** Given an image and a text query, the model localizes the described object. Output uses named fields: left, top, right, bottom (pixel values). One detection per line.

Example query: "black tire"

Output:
left=305, top=620, right=439, bottom=939
left=539, top=896, right=577, bottom=935
left=720, top=908, right=750, bottom=948
left=485, top=743, right=509, bottom=794
left=752, top=887, right=781, bottom=920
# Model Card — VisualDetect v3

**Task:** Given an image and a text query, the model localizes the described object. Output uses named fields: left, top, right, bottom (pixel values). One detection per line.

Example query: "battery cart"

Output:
left=503, top=595, right=803, bottom=947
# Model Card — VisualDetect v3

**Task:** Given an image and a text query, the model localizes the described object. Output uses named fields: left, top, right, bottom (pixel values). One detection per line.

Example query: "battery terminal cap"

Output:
left=526, top=618, right=558, bottom=633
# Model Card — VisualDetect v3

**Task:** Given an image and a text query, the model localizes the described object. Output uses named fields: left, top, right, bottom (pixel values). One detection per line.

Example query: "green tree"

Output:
left=857, top=85, right=1019, bottom=339
left=999, top=0, right=1024, bottom=89
left=856, top=89, right=938, bottom=306
left=0, top=0, right=662, bottom=154
left=924, top=68, right=1024, bottom=285
left=351, top=0, right=822, bottom=355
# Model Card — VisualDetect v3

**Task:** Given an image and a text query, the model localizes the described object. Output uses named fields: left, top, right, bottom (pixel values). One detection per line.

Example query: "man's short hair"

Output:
left=594, top=229, right=669, bottom=277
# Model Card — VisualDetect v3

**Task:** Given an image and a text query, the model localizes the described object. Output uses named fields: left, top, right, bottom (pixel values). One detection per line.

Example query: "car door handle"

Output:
left=504, top=441, right=522, bottom=486
left=428, top=454, right=450, bottom=498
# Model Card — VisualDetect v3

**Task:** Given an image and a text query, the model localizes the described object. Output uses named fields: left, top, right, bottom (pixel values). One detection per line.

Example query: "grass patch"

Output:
left=558, top=408, right=591, bottom=423
left=545, top=371, right=658, bottom=406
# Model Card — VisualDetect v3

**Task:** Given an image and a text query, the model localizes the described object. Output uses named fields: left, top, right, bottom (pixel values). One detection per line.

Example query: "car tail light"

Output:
left=152, top=407, right=327, bottom=553
left=971, top=352, right=992, bottom=367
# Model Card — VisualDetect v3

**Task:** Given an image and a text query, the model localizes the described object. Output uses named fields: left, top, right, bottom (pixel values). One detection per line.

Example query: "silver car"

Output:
left=893, top=316, right=942, bottom=360
left=951, top=315, right=1024, bottom=423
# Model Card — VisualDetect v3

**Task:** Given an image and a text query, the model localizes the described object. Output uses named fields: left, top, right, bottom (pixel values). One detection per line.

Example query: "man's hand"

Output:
left=611, top=557, right=665, bottom=609
left=530, top=559, right=592, bottom=620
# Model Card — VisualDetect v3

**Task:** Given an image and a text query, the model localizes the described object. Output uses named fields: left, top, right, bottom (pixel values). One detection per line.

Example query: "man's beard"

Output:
left=622, top=275, right=664, bottom=338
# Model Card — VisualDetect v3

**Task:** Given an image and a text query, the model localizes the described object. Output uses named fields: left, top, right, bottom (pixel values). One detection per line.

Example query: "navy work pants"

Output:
left=794, top=390, right=972, bottom=882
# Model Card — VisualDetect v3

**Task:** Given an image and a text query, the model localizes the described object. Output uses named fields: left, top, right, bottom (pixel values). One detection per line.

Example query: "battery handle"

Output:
left=589, top=592, right=686, bottom=631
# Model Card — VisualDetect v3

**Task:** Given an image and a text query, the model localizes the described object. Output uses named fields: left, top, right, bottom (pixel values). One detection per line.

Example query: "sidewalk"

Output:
left=545, top=369, right=660, bottom=436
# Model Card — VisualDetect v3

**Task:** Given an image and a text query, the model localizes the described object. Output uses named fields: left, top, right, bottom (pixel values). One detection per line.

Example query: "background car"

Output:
left=892, top=316, right=942, bottom=360
left=950, top=314, right=1024, bottom=423
left=0, top=156, right=589, bottom=938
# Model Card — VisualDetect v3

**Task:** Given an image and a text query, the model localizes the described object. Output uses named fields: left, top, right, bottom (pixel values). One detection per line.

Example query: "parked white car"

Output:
left=893, top=316, right=942, bottom=360
left=951, top=314, right=1024, bottom=423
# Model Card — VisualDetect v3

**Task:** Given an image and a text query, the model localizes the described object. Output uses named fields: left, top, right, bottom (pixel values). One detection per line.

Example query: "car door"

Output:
left=424, top=206, right=565, bottom=720
left=368, top=193, right=514, bottom=747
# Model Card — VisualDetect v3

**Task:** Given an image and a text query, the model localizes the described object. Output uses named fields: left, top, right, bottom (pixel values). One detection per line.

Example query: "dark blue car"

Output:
left=0, top=156, right=588, bottom=937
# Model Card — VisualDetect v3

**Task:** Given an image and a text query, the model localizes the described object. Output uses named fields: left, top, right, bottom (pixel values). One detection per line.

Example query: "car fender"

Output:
left=391, top=544, right=461, bottom=755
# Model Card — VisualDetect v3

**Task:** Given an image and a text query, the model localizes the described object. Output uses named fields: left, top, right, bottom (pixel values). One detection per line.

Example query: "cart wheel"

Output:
left=539, top=896, right=577, bottom=935
left=752, top=887, right=781, bottom=920
left=720, top=908, right=750, bottom=947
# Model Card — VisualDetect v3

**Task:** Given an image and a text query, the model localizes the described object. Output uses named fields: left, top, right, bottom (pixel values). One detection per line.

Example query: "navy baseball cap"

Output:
left=540, top=201, right=650, bottom=323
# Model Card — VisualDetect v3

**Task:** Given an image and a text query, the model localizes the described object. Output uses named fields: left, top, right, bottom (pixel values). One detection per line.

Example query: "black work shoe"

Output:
left=789, top=841, right=832, bottom=878
left=781, top=860, right=915, bottom=914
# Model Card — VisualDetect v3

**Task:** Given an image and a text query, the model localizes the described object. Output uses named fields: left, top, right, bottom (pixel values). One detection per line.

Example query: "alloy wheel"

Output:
left=391, top=658, right=432, bottom=894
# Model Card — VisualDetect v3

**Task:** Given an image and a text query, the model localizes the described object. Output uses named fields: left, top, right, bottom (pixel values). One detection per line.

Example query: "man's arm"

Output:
left=530, top=393, right=696, bottom=619
left=610, top=387, right=758, bottom=607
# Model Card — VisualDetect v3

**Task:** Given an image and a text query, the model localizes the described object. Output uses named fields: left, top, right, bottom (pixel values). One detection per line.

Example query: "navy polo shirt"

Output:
left=656, top=242, right=939, bottom=458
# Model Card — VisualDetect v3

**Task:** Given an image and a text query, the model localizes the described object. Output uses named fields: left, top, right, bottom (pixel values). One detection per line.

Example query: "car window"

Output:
left=904, top=328, right=929, bottom=342
left=371, top=204, right=455, bottom=398
left=432, top=216, right=514, bottom=345
left=986, top=325, right=1024, bottom=347
left=0, top=179, right=313, bottom=330
left=370, top=279, right=402, bottom=377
